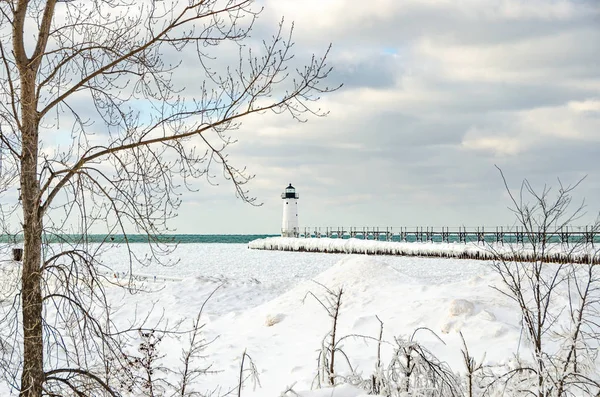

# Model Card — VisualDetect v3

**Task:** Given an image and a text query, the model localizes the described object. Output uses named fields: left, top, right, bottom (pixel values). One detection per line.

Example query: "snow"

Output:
left=448, top=299, right=476, bottom=317
left=290, top=385, right=372, bottom=397
left=0, top=243, right=598, bottom=396
left=248, top=237, right=597, bottom=264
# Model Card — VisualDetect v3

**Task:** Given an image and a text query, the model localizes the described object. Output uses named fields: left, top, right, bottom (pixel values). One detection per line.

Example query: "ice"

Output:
left=249, top=237, right=596, bottom=264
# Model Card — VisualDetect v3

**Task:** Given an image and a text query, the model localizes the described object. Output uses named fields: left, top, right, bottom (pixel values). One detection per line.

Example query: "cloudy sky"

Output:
left=164, top=0, right=600, bottom=234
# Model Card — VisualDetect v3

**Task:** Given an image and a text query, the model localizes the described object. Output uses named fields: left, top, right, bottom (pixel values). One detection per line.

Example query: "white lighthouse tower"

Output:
left=281, top=183, right=299, bottom=237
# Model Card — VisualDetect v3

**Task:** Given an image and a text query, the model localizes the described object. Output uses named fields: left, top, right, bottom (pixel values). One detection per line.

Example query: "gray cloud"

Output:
left=327, top=53, right=402, bottom=89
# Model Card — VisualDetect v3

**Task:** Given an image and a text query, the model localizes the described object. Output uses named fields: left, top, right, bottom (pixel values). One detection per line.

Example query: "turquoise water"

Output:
left=0, top=234, right=278, bottom=244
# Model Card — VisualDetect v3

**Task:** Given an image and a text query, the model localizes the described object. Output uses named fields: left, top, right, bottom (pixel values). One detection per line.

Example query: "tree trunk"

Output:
left=19, top=67, right=44, bottom=397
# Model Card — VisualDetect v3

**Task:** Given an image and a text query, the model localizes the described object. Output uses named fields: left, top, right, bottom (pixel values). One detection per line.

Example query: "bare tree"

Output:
left=0, top=0, right=337, bottom=395
left=487, top=168, right=600, bottom=396
left=304, top=282, right=345, bottom=387
left=459, top=332, right=484, bottom=397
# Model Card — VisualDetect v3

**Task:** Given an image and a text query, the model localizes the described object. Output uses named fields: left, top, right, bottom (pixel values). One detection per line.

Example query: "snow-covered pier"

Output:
left=248, top=237, right=599, bottom=264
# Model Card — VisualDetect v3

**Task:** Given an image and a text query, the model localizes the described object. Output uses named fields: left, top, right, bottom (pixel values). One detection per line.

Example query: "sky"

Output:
left=7, top=0, right=597, bottom=235
left=172, top=0, right=599, bottom=234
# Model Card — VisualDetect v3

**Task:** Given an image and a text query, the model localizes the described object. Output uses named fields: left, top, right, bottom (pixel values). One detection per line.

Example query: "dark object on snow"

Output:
left=12, top=248, right=23, bottom=262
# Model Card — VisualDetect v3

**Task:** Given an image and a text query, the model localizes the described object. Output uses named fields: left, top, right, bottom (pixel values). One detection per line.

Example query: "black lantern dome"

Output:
left=281, top=183, right=299, bottom=199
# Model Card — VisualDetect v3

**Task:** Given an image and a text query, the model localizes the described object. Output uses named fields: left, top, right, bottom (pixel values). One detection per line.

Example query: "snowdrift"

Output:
left=201, top=255, right=522, bottom=396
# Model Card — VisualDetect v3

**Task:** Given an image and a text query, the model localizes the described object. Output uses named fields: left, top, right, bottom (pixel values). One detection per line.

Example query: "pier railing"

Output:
left=297, top=226, right=599, bottom=246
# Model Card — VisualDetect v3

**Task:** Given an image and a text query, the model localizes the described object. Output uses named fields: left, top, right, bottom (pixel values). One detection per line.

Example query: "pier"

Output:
left=295, top=226, right=599, bottom=246
left=249, top=236, right=600, bottom=264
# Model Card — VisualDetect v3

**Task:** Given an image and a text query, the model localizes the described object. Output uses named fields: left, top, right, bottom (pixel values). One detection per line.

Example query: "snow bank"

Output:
left=198, top=255, right=523, bottom=396
left=248, top=237, right=598, bottom=264
left=3, top=244, right=596, bottom=396
left=0, top=251, right=517, bottom=396
left=312, top=255, right=408, bottom=290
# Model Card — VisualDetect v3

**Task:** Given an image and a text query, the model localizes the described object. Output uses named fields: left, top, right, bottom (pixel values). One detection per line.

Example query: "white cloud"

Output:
left=569, top=99, right=600, bottom=113
left=518, top=101, right=600, bottom=141
left=461, top=127, right=525, bottom=156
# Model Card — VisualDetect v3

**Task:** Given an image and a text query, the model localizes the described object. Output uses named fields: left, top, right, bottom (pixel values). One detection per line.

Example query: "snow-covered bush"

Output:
left=356, top=329, right=461, bottom=397
left=485, top=170, right=600, bottom=396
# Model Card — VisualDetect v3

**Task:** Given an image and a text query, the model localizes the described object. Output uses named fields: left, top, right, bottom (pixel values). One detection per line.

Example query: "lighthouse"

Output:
left=281, top=183, right=299, bottom=237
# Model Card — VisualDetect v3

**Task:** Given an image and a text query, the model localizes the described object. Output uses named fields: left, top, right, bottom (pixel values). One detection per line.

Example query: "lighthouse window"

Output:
left=286, top=201, right=288, bottom=204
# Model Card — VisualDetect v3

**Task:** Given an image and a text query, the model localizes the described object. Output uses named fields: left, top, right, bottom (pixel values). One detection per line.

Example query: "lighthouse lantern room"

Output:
left=281, top=183, right=299, bottom=237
